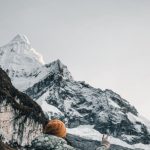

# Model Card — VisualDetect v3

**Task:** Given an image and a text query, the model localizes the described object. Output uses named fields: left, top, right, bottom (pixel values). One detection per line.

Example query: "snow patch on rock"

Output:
left=67, top=125, right=150, bottom=150
left=36, top=91, right=64, bottom=119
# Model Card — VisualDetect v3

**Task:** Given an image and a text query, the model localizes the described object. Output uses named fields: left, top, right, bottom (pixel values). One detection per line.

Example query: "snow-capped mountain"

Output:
left=25, top=62, right=150, bottom=145
left=0, top=35, right=150, bottom=149
left=0, top=34, right=44, bottom=86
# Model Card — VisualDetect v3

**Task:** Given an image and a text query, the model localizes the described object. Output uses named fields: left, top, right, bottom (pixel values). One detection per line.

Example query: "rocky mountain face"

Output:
left=0, top=68, right=47, bottom=147
left=24, top=60, right=150, bottom=145
left=0, top=35, right=150, bottom=149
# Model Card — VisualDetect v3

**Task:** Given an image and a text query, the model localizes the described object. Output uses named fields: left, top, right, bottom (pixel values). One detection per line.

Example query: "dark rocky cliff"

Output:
left=0, top=68, right=47, bottom=147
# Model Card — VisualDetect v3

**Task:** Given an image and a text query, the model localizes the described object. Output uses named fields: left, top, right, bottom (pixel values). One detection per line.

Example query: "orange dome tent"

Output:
left=44, top=119, right=67, bottom=138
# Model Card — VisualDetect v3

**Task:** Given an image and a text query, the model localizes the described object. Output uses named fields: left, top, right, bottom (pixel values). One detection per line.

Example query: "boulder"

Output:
left=30, top=134, right=75, bottom=150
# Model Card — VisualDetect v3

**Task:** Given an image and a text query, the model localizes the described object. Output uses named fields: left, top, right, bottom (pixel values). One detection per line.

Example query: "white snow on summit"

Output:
left=11, top=34, right=30, bottom=45
left=0, top=34, right=44, bottom=75
left=0, top=35, right=73, bottom=91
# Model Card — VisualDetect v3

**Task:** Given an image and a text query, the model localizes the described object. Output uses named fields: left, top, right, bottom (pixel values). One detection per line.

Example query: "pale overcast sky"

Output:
left=0, top=0, right=150, bottom=119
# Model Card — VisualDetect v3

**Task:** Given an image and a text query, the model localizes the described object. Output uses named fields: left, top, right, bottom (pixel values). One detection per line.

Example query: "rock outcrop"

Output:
left=0, top=68, right=47, bottom=147
left=30, top=134, right=75, bottom=150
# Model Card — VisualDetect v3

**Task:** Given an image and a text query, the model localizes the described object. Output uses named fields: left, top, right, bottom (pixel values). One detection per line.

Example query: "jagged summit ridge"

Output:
left=45, top=59, right=73, bottom=80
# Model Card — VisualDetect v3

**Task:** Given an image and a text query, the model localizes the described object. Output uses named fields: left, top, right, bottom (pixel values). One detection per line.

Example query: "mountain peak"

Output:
left=11, top=34, right=30, bottom=45
left=0, top=34, right=32, bottom=52
left=0, top=35, right=44, bottom=75
left=52, top=59, right=65, bottom=69
left=45, top=59, right=73, bottom=80
left=46, top=59, right=66, bottom=71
